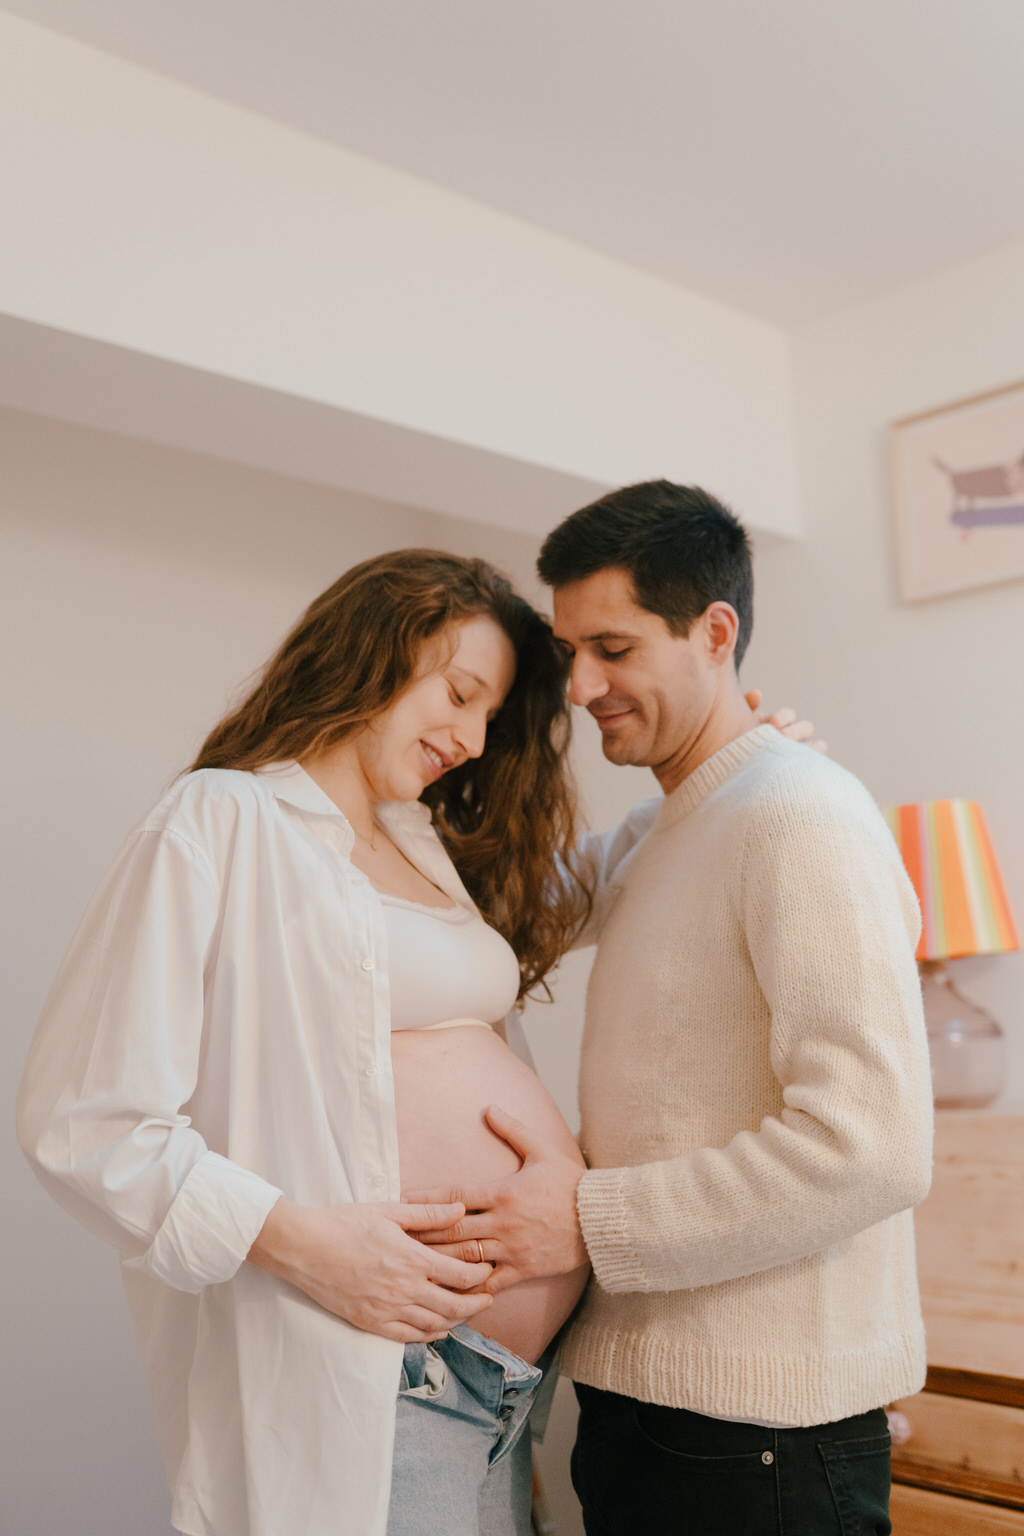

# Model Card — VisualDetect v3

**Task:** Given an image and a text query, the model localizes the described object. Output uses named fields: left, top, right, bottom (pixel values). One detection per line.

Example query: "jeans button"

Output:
left=762, top=1450, right=774, bottom=1465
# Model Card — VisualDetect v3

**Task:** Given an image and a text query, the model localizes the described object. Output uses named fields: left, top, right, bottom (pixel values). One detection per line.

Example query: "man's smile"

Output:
left=588, top=702, right=637, bottom=730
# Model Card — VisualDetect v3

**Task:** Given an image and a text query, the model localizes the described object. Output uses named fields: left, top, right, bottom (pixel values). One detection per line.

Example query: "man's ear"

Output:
left=701, top=602, right=739, bottom=666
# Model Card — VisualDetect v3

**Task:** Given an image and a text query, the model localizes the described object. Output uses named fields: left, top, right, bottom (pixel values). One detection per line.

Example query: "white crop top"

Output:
left=377, top=892, right=521, bottom=1030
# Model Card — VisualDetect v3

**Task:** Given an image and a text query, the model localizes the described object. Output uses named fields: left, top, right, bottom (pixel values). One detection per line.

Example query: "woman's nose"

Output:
left=457, top=706, right=489, bottom=760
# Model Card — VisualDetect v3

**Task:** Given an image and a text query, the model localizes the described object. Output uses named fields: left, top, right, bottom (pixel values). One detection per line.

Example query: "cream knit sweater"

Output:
left=562, top=725, right=933, bottom=1427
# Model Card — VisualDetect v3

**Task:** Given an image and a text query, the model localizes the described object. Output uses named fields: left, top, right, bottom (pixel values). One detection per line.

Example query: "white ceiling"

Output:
left=5, top=0, right=1024, bottom=327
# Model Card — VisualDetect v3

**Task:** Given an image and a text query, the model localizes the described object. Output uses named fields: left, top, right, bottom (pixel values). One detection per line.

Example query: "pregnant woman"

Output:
left=17, top=550, right=592, bottom=1536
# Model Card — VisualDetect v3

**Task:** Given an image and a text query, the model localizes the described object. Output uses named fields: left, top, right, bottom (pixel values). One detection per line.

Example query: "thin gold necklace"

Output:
left=353, top=818, right=379, bottom=853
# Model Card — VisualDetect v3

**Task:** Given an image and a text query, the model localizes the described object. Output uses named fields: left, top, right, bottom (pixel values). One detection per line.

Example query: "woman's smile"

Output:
left=421, top=740, right=452, bottom=779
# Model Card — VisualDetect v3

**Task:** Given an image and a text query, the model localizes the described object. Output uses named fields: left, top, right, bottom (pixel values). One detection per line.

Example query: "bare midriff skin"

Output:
left=391, top=1021, right=590, bottom=1364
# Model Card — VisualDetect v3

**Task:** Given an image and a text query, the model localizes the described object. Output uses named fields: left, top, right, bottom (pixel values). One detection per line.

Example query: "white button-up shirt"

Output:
left=17, top=762, right=482, bottom=1536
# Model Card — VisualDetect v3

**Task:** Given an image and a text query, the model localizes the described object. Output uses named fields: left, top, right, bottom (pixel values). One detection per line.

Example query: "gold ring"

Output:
left=475, top=1240, right=485, bottom=1264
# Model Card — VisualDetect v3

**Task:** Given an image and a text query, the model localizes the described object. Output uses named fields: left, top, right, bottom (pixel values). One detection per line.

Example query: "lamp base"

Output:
left=920, top=961, right=1006, bottom=1110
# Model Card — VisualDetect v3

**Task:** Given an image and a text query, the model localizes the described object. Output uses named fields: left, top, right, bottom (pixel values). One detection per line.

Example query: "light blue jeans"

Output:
left=387, top=1324, right=544, bottom=1536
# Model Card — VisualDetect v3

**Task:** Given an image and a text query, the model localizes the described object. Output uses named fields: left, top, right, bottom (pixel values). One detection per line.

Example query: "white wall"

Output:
left=2, top=404, right=624, bottom=1535
left=0, top=12, right=799, bottom=541
left=746, top=237, right=1024, bottom=1107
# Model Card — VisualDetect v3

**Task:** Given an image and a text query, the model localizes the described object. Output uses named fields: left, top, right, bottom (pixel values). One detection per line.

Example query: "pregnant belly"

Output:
left=391, top=1023, right=590, bottom=1364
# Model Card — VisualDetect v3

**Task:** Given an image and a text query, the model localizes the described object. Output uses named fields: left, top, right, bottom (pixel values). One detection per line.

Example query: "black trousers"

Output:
left=571, top=1383, right=892, bottom=1536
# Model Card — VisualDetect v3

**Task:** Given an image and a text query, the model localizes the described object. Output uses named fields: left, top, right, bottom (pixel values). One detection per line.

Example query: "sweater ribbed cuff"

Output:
left=577, top=1166, right=650, bottom=1293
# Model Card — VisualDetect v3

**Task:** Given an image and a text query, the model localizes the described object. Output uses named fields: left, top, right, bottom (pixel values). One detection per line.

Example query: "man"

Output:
left=419, top=481, right=933, bottom=1535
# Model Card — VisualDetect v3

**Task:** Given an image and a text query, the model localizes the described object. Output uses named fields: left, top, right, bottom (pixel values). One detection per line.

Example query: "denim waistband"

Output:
left=400, top=1324, right=543, bottom=1467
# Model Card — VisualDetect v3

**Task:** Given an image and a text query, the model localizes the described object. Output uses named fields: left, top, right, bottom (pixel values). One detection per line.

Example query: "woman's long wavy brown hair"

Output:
left=189, top=550, right=590, bottom=998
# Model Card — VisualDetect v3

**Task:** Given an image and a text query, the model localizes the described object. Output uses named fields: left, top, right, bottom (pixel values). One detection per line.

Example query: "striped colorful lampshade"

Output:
left=885, top=801, right=1019, bottom=962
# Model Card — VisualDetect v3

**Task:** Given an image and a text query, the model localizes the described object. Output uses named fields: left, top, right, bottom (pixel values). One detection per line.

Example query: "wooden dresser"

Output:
left=889, top=1113, right=1024, bottom=1533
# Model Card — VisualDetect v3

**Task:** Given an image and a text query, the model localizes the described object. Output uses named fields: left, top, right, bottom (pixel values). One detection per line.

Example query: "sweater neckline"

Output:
left=655, top=723, right=781, bottom=830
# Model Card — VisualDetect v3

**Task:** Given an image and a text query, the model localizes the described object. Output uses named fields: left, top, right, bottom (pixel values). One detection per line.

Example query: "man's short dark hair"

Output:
left=537, top=480, right=754, bottom=668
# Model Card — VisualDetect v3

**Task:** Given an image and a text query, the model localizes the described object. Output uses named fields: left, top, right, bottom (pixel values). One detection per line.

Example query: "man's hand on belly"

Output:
left=404, top=1105, right=590, bottom=1293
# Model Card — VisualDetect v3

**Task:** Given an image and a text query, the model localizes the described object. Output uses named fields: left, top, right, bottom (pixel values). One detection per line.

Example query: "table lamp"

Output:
left=886, top=800, right=1019, bottom=1109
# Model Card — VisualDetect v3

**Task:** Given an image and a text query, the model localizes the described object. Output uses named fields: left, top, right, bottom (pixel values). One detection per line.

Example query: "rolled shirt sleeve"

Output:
left=17, top=824, right=282, bottom=1290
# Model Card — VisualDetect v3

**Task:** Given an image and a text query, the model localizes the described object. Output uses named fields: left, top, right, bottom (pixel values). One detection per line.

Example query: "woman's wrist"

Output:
left=247, top=1196, right=311, bottom=1284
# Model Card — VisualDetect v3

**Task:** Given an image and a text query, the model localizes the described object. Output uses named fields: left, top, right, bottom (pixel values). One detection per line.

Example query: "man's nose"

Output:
left=568, top=653, right=610, bottom=709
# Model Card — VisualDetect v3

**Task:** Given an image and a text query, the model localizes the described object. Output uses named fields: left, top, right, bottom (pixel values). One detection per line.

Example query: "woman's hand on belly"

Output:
left=391, top=1025, right=591, bottom=1361
left=405, top=1103, right=590, bottom=1294
left=246, top=1195, right=494, bottom=1343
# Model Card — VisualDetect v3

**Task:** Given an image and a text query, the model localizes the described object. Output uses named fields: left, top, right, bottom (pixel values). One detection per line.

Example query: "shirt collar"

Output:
left=261, top=764, right=474, bottom=910
left=257, top=760, right=346, bottom=816
left=258, top=761, right=436, bottom=834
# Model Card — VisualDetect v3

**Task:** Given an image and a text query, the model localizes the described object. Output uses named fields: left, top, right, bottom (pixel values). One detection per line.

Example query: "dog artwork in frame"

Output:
left=890, top=378, right=1024, bottom=601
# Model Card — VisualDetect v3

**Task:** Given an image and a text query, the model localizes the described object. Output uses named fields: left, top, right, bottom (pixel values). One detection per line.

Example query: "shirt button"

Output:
left=364, top=1065, right=378, bottom=1077
left=361, top=958, right=374, bottom=971
left=370, top=1174, right=386, bottom=1188
left=761, top=1451, right=774, bottom=1466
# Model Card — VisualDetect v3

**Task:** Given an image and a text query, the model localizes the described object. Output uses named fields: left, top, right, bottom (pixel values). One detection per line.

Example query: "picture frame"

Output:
left=890, top=379, right=1024, bottom=602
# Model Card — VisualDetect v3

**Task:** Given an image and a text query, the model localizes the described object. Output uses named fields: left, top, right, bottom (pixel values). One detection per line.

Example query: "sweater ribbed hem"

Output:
left=560, top=1322, right=927, bottom=1428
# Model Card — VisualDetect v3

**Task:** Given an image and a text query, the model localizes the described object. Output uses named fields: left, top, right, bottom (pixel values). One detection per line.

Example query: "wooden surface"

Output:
left=890, top=1114, right=1024, bottom=1534
left=915, top=1114, right=1024, bottom=1377
left=892, top=1484, right=1024, bottom=1534
left=924, top=1368, right=1024, bottom=1410
left=889, top=1389, right=1024, bottom=1509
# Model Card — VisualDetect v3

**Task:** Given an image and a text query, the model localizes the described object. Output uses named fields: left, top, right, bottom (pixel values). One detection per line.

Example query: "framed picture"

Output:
left=890, top=379, right=1024, bottom=601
